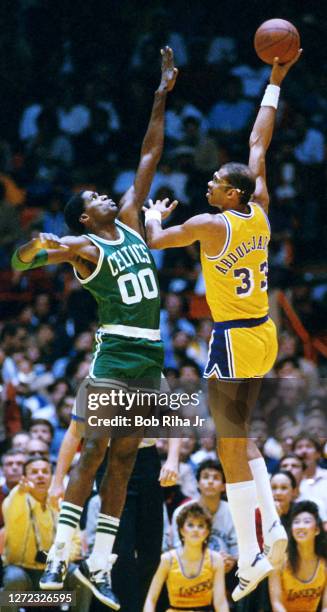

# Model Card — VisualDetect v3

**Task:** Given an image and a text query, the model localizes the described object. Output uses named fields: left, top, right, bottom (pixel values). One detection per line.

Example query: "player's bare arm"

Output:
left=144, top=197, right=226, bottom=255
left=118, top=46, right=178, bottom=232
left=249, top=49, right=302, bottom=214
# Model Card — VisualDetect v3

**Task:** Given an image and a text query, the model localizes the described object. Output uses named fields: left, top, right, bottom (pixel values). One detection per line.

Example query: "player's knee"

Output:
left=80, top=438, right=107, bottom=471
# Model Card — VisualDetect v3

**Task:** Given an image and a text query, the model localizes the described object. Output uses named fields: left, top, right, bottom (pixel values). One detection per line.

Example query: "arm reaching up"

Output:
left=249, top=50, right=302, bottom=213
left=118, top=46, right=178, bottom=232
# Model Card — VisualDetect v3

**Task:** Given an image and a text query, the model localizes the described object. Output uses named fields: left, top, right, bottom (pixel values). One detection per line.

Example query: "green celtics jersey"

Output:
left=74, top=220, right=161, bottom=333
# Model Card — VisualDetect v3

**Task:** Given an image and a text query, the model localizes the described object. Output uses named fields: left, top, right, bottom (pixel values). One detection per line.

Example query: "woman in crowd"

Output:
left=269, top=500, right=327, bottom=611
left=143, top=502, right=228, bottom=612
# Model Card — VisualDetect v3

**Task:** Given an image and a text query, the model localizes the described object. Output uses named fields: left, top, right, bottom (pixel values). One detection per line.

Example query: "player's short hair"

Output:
left=23, top=455, right=52, bottom=474
left=176, top=502, right=212, bottom=547
left=196, top=459, right=225, bottom=483
left=64, top=191, right=85, bottom=233
left=220, top=162, right=256, bottom=204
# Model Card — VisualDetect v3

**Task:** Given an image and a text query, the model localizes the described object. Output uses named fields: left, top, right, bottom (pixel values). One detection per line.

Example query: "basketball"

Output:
left=254, top=18, right=300, bottom=65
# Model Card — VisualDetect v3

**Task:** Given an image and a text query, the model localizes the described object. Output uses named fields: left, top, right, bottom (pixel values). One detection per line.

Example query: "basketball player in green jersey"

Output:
left=11, top=47, right=178, bottom=610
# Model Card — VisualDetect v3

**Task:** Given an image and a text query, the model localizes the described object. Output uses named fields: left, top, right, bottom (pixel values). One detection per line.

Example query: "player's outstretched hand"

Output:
left=143, top=197, right=178, bottom=220
left=33, top=233, right=69, bottom=251
left=48, top=481, right=65, bottom=510
left=270, top=48, right=303, bottom=86
left=159, top=46, right=178, bottom=92
left=159, top=459, right=178, bottom=487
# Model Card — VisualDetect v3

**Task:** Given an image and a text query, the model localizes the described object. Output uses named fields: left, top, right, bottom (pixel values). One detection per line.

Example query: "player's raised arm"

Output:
left=249, top=50, right=302, bottom=214
left=118, top=46, right=178, bottom=230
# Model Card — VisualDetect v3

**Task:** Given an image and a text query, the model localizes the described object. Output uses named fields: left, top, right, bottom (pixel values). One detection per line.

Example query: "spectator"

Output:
left=207, top=76, right=254, bottom=138
left=1, top=455, right=90, bottom=611
left=144, top=502, right=229, bottom=611
left=269, top=501, right=327, bottom=611
left=50, top=395, right=74, bottom=457
left=172, top=459, right=238, bottom=573
left=293, top=434, right=327, bottom=516
left=25, top=438, right=49, bottom=459
left=10, top=431, right=30, bottom=453
left=0, top=181, right=20, bottom=267
left=0, top=449, right=26, bottom=528
left=29, top=418, right=54, bottom=446
left=279, top=453, right=327, bottom=526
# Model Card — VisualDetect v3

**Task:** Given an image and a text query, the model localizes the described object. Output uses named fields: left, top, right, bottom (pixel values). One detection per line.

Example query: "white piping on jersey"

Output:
left=204, top=214, right=232, bottom=260
left=89, top=331, right=104, bottom=377
left=115, top=218, right=147, bottom=245
left=73, top=236, right=105, bottom=285
left=225, top=329, right=235, bottom=378
left=98, top=323, right=160, bottom=341
left=227, top=203, right=254, bottom=218
left=88, top=227, right=125, bottom=245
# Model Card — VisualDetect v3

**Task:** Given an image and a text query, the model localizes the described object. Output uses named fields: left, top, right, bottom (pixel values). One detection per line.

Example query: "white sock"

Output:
left=249, top=458, right=280, bottom=537
left=88, top=513, right=120, bottom=570
left=226, top=480, right=260, bottom=568
left=53, top=501, right=83, bottom=561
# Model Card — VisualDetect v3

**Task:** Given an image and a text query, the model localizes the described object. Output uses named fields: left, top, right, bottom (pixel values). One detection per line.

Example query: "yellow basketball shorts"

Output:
left=204, top=315, right=278, bottom=380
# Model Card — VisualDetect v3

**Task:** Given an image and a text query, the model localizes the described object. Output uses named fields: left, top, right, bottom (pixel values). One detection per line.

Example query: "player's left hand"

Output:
left=159, top=46, right=178, bottom=92
left=159, top=459, right=179, bottom=487
left=143, top=197, right=178, bottom=220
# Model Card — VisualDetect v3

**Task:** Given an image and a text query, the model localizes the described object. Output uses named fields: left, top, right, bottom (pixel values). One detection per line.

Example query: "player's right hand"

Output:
left=33, top=233, right=69, bottom=251
left=143, top=197, right=178, bottom=220
left=48, top=481, right=65, bottom=510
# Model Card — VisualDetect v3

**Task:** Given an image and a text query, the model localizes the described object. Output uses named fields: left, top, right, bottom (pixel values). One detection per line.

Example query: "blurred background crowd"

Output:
left=0, top=0, right=326, bottom=610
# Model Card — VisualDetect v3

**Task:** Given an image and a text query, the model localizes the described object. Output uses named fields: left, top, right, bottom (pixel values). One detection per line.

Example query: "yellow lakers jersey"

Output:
left=281, top=559, right=326, bottom=611
left=166, top=548, right=214, bottom=609
left=200, top=202, right=270, bottom=322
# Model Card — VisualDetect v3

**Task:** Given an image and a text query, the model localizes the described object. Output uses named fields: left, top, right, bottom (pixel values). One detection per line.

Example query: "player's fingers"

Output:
left=148, top=198, right=154, bottom=208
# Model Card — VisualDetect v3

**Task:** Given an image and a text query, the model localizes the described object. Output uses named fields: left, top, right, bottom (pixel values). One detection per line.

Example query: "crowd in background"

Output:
left=0, top=1, right=326, bottom=610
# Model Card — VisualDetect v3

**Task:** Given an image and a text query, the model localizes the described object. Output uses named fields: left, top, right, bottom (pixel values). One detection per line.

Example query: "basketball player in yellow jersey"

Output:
left=144, top=50, right=302, bottom=602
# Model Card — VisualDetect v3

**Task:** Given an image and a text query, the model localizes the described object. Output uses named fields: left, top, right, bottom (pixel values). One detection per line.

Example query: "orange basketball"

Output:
left=254, top=18, right=300, bottom=65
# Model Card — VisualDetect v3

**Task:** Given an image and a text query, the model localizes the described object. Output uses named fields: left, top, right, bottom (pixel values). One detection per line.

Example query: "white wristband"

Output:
left=145, top=209, right=162, bottom=224
left=260, top=84, right=280, bottom=109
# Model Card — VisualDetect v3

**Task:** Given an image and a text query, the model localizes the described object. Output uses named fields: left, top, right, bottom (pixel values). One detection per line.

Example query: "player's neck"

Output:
left=94, top=225, right=121, bottom=241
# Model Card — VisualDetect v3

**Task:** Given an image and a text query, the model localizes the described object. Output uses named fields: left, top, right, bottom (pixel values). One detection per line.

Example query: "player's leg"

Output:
left=74, top=435, right=141, bottom=610
left=40, top=436, right=108, bottom=590
left=208, top=378, right=273, bottom=601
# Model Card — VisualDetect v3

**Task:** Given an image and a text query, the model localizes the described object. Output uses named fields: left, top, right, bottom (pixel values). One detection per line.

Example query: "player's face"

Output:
left=81, top=191, right=118, bottom=225
left=206, top=171, right=235, bottom=209
left=181, top=516, right=209, bottom=545
left=291, top=512, right=319, bottom=544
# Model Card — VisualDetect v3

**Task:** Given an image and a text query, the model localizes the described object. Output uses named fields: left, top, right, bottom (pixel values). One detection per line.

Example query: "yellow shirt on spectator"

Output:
left=281, top=559, right=326, bottom=611
left=2, top=485, right=80, bottom=569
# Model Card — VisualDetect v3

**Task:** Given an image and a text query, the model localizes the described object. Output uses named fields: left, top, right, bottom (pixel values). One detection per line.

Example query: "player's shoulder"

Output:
left=60, top=234, right=93, bottom=247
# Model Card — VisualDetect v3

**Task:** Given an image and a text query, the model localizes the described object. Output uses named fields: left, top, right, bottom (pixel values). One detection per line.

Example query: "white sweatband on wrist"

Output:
left=260, top=84, right=280, bottom=109
left=144, top=209, right=162, bottom=224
